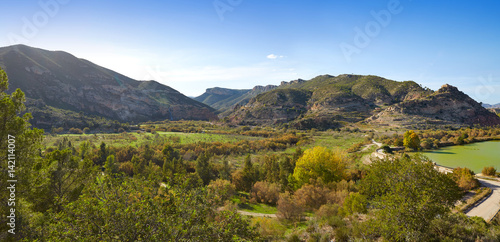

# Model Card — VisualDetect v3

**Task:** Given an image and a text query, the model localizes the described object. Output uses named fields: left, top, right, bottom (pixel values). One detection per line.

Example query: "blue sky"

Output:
left=1, top=0, right=500, bottom=104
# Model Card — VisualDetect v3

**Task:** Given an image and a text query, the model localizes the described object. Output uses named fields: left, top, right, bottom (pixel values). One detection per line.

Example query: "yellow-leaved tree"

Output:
left=292, top=146, right=346, bottom=187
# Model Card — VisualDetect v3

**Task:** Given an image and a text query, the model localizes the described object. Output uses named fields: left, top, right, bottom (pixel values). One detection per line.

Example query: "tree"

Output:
left=293, top=147, right=346, bottom=187
left=220, top=158, right=231, bottom=181
left=28, top=149, right=95, bottom=213
left=196, top=152, right=212, bottom=185
left=239, top=154, right=256, bottom=192
left=97, top=142, right=107, bottom=166
left=0, top=68, right=44, bottom=239
left=43, top=177, right=260, bottom=241
left=403, top=130, right=420, bottom=150
left=104, top=155, right=118, bottom=176
left=279, top=156, right=294, bottom=190
left=359, top=155, right=462, bottom=241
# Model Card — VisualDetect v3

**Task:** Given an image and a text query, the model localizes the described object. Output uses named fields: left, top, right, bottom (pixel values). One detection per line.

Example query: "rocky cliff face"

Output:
left=368, top=84, right=500, bottom=127
left=0, top=45, right=217, bottom=125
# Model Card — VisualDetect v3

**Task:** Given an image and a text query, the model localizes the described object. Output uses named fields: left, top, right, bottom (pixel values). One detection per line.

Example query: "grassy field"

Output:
left=232, top=194, right=278, bottom=214
left=42, top=131, right=263, bottom=149
left=306, top=131, right=366, bottom=150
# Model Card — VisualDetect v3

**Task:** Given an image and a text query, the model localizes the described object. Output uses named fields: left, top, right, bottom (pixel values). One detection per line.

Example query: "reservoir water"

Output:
left=423, top=141, right=500, bottom=174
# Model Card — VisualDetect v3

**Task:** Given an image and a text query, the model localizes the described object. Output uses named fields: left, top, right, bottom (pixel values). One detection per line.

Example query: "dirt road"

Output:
left=466, top=178, right=500, bottom=222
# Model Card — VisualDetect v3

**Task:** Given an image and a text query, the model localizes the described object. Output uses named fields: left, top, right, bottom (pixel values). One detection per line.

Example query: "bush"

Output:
left=251, top=181, right=280, bottom=205
left=277, top=192, right=305, bottom=221
left=482, top=166, right=497, bottom=176
left=250, top=217, right=286, bottom=240
left=316, top=204, right=340, bottom=221
left=293, top=184, right=331, bottom=211
left=69, top=127, right=83, bottom=134
left=451, top=167, right=480, bottom=191
left=208, top=179, right=236, bottom=206
left=118, top=161, right=134, bottom=176
left=339, top=192, right=368, bottom=216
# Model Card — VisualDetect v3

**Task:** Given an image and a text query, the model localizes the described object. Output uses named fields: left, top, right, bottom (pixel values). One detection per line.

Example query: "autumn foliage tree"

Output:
left=403, top=130, right=421, bottom=150
left=293, top=147, right=346, bottom=187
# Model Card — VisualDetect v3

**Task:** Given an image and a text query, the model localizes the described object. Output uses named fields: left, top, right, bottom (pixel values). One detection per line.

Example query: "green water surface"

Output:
left=423, top=141, right=500, bottom=174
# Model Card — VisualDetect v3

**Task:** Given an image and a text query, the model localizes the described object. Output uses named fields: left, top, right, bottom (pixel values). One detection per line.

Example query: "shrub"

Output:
left=277, top=192, right=305, bottom=221
left=293, top=184, right=331, bottom=211
left=69, top=127, right=83, bottom=134
left=316, top=203, right=340, bottom=221
left=207, top=179, right=236, bottom=206
left=339, top=192, right=368, bottom=216
left=451, top=167, right=480, bottom=191
left=482, top=166, right=497, bottom=176
left=251, top=181, right=280, bottom=205
left=250, top=217, right=286, bottom=240
left=118, top=161, right=134, bottom=176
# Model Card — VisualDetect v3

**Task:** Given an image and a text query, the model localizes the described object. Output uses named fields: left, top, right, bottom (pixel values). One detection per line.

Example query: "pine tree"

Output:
left=0, top=68, right=43, bottom=238
left=241, top=154, right=255, bottom=191
left=196, top=152, right=212, bottom=185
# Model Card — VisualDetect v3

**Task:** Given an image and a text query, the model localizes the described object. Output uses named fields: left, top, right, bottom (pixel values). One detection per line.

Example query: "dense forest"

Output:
left=2, top=68, right=500, bottom=241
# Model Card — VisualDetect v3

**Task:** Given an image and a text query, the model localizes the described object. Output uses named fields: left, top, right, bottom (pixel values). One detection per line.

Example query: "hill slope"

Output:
left=194, top=85, right=277, bottom=115
left=226, top=74, right=500, bottom=129
left=226, top=74, right=431, bottom=129
left=0, top=45, right=217, bottom=127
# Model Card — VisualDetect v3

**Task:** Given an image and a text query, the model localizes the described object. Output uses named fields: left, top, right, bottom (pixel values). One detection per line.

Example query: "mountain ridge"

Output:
left=224, top=75, right=500, bottom=129
left=0, top=45, right=217, bottom=127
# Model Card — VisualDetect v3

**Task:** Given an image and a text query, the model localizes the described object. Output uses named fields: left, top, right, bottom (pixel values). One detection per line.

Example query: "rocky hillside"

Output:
left=226, top=75, right=431, bottom=129
left=195, top=85, right=277, bottom=115
left=368, top=84, right=500, bottom=128
left=0, top=45, right=217, bottom=127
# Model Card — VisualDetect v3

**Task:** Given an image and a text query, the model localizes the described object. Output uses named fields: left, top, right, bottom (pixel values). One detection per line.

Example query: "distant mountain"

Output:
left=0, top=45, right=217, bottom=128
left=226, top=74, right=500, bottom=129
left=483, top=103, right=500, bottom=108
left=194, top=85, right=277, bottom=116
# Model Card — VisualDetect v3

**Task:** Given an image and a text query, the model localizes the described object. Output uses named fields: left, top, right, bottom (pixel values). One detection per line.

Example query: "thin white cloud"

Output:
left=267, top=54, right=278, bottom=59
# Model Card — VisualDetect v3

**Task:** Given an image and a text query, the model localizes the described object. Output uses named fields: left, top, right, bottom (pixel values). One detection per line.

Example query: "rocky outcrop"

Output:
left=368, top=84, right=500, bottom=127
left=0, top=45, right=217, bottom=125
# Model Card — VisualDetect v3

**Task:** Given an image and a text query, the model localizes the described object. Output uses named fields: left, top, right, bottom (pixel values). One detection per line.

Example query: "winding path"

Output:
left=466, top=178, right=500, bottom=222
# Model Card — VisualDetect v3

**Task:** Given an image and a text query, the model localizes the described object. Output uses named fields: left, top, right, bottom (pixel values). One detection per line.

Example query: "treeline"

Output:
left=379, top=127, right=500, bottom=149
